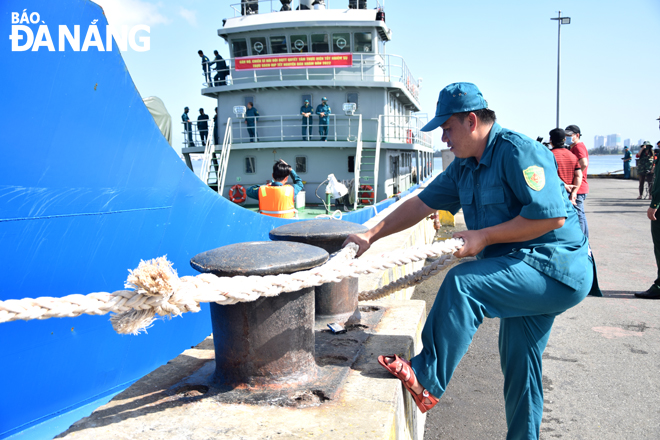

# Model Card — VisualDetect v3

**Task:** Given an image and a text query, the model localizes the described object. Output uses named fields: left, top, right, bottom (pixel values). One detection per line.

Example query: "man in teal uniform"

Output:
left=245, top=102, right=260, bottom=142
left=300, top=99, right=314, bottom=141
left=622, top=146, right=632, bottom=179
left=316, top=97, right=331, bottom=141
left=343, top=83, right=596, bottom=439
left=198, top=50, right=211, bottom=86
left=181, top=106, right=193, bottom=147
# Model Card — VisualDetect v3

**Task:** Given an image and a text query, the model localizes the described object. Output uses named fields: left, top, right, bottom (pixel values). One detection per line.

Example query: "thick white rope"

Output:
left=0, top=239, right=464, bottom=334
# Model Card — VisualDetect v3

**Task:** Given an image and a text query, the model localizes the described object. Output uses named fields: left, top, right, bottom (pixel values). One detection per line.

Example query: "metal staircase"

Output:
left=200, top=118, right=232, bottom=195
left=353, top=115, right=381, bottom=209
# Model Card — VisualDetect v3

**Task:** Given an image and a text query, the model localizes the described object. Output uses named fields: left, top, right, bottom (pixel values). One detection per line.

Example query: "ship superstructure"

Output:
left=182, top=0, right=434, bottom=210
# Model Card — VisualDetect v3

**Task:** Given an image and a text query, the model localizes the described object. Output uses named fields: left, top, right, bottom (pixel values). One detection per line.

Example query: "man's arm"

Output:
left=343, top=196, right=436, bottom=256
left=453, top=215, right=565, bottom=258
left=246, top=185, right=260, bottom=200
left=578, top=157, right=588, bottom=174
left=289, top=169, right=304, bottom=197
left=570, top=169, right=582, bottom=204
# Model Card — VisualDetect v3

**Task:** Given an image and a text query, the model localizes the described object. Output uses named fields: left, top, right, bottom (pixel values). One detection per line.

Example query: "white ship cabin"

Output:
left=182, top=0, right=435, bottom=210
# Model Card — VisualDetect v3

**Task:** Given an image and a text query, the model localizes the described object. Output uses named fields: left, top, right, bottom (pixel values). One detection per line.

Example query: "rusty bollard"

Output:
left=190, top=241, right=328, bottom=388
left=269, top=219, right=368, bottom=328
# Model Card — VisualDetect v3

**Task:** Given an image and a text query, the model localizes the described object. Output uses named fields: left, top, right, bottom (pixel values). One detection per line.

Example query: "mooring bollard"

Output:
left=190, top=241, right=328, bottom=388
left=269, top=219, right=368, bottom=327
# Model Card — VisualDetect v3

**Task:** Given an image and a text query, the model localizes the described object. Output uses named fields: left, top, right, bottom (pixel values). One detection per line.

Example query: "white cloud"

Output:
left=179, top=7, right=198, bottom=27
left=94, top=0, right=170, bottom=27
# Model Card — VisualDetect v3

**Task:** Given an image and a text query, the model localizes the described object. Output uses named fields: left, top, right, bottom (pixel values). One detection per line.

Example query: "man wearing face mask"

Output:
left=565, top=125, right=590, bottom=238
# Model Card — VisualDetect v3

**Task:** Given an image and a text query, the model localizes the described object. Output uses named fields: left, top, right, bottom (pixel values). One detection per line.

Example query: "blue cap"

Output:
left=322, top=97, right=327, bottom=101
left=304, top=99, right=309, bottom=103
left=421, top=82, right=488, bottom=132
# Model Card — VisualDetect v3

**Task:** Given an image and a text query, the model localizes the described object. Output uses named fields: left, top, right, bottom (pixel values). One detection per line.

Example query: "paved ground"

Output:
left=411, top=177, right=660, bottom=439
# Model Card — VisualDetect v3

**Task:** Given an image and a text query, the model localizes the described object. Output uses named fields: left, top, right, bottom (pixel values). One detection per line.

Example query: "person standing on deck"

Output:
left=213, top=107, right=219, bottom=145
left=245, top=102, right=259, bottom=142
left=565, top=125, right=590, bottom=237
left=198, top=50, right=212, bottom=86
left=549, top=128, right=582, bottom=205
left=301, top=99, right=314, bottom=141
left=182, top=107, right=194, bottom=147
left=197, top=108, right=209, bottom=146
left=212, top=50, right=229, bottom=86
left=316, top=97, right=331, bottom=141
left=343, top=82, right=598, bottom=439
left=246, top=159, right=303, bottom=218
left=622, top=146, right=632, bottom=179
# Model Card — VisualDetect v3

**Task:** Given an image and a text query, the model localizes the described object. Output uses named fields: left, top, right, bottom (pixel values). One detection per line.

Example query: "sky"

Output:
left=93, top=0, right=660, bottom=153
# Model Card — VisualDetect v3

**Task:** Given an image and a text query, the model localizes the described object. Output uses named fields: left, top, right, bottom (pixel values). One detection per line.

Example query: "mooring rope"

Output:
left=0, top=238, right=464, bottom=335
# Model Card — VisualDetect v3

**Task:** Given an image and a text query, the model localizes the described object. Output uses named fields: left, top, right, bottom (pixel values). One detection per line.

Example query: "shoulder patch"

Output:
left=523, top=165, right=545, bottom=191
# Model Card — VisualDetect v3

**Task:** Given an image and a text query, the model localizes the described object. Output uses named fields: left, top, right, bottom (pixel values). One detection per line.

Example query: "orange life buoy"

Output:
left=229, top=184, right=247, bottom=204
left=359, top=185, right=374, bottom=205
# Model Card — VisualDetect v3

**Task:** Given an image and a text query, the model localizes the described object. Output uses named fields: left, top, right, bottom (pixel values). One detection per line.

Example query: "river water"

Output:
left=433, top=154, right=626, bottom=176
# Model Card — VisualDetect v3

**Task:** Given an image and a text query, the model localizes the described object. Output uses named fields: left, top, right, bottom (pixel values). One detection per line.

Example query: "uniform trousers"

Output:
left=410, top=255, right=592, bottom=440
left=651, top=218, right=660, bottom=286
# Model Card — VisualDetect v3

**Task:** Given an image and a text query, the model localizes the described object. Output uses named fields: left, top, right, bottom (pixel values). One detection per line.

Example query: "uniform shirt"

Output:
left=197, top=114, right=209, bottom=131
left=419, top=123, right=589, bottom=290
left=245, top=107, right=259, bottom=127
left=316, top=103, right=331, bottom=124
left=181, top=112, right=191, bottom=129
left=570, top=141, right=589, bottom=194
left=246, top=169, right=304, bottom=200
left=213, top=55, right=228, bottom=73
left=201, top=55, right=210, bottom=70
left=300, top=105, right=314, bottom=121
left=551, top=147, right=580, bottom=186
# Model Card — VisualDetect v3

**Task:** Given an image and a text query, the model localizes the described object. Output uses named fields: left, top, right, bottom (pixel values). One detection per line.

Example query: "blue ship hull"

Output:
left=0, top=1, right=409, bottom=438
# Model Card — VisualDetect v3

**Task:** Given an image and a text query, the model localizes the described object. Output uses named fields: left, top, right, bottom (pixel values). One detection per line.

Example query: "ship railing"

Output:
left=181, top=120, right=215, bottom=148
left=379, top=114, right=433, bottom=148
left=183, top=114, right=431, bottom=148
left=202, top=52, right=420, bottom=101
left=229, top=0, right=384, bottom=17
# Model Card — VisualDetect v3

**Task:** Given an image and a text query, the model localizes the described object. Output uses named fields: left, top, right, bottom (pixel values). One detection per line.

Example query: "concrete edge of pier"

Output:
left=56, top=298, right=427, bottom=440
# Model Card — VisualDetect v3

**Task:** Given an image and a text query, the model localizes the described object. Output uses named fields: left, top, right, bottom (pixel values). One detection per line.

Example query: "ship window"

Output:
left=250, top=37, right=268, bottom=55
left=348, top=155, right=355, bottom=173
left=232, top=39, right=248, bottom=58
left=244, top=96, right=254, bottom=107
left=270, top=35, right=288, bottom=54
left=302, top=94, right=313, bottom=104
left=295, top=156, right=307, bottom=174
left=346, top=92, right=358, bottom=109
left=291, top=34, right=308, bottom=53
left=245, top=156, right=256, bottom=174
left=311, top=33, right=329, bottom=53
left=354, top=32, right=372, bottom=53
left=332, top=33, right=351, bottom=53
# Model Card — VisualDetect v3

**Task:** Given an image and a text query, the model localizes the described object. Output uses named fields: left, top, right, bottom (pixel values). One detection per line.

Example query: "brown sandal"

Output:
left=377, top=354, right=439, bottom=413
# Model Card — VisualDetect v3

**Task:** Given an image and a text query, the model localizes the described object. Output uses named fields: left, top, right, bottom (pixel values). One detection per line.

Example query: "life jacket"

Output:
left=258, top=184, right=297, bottom=218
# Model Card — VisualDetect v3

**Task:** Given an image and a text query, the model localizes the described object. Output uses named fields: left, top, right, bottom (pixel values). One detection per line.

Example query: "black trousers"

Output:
left=652, top=218, right=660, bottom=286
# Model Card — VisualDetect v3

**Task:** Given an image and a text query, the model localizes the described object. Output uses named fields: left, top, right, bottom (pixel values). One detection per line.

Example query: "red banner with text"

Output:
left=234, top=54, right=353, bottom=71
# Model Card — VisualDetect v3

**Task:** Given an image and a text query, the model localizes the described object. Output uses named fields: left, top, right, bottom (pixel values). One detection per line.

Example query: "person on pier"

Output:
left=549, top=128, right=581, bottom=205
left=344, top=82, right=598, bottom=440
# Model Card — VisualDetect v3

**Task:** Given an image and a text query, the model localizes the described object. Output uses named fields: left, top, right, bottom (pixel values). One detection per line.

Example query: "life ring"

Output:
left=359, top=185, right=374, bottom=205
left=229, top=184, right=247, bottom=204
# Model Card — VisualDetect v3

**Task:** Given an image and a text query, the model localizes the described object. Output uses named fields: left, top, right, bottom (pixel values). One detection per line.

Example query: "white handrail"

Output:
left=353, top=114, right=363, bottom=210
left=217, top=118, right=233, bottom=195
left=373, top=115, right=381, bottom=202
left=203, top=52, right=420, bottom=101
left=199, top=120, right=216, bottom=185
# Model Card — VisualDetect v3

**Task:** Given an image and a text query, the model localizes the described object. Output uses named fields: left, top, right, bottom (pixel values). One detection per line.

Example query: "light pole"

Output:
left=551, top=11, right=571, bottom=128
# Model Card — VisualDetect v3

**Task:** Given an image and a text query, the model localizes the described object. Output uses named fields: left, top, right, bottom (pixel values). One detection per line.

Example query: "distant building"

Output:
left=624, top=139, right=631, bottom=147
left=593, top=135, right=606, bottom=149
left=606, top=133, right=622, bottom=147
left=638, top=138, right=645, bottom=146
